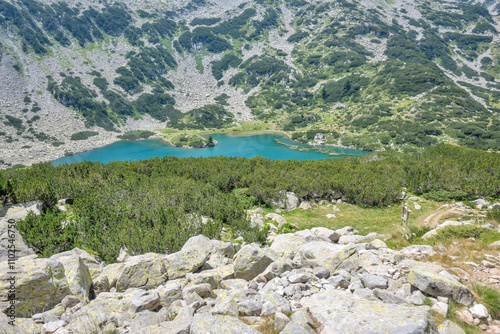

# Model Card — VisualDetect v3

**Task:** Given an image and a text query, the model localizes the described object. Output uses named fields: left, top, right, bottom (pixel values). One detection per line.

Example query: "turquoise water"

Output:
left=52, top=133, right=369, bottom=165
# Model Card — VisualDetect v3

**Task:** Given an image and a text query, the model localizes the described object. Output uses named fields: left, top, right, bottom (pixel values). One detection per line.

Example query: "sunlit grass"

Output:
left=274, top=199, right=442, bottom=237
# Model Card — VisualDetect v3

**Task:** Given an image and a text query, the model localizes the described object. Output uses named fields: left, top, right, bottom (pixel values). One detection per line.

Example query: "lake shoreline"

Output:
left=51, top=132, right=370, bottom=166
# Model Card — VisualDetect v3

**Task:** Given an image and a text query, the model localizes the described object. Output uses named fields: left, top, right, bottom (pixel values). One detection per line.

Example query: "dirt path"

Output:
left=422, top=206, right=468, bottom=227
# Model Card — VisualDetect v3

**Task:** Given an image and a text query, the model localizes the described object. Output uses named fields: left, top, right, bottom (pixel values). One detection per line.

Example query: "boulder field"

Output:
left=0, top=223, right=489, bottom=334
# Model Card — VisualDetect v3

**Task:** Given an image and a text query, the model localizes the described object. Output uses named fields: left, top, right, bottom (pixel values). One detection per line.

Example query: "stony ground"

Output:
left=1, top=198, right=500, bottom=334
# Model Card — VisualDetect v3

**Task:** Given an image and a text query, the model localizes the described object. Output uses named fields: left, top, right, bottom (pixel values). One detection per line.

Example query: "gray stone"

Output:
left=128, top=291, right=161, bottom=312
left=360, top=274, right=388, bottom=289
left=335, top=226, right=359, bottom=236
left=313, top=266, right=330, bottom=279
left=373, top=288, right=406, bottom=304
left=157, top=281, right=182, bottom=308
left=270, top=233, right=306, bottom=256
left=265, top=213, right=287, bottom=228
left=220, top=279, right=248, bottom=290
left=260, top=301, right=277, bottom=316
left=407, top=267, right=473, bottom=305
left=233, top=245, right=274, bottom=281
left=274, top=311, right=290, bottom=332
left=61, top=295, right=81, bottom=309
left=261, top=259, right=293, bottom=281
left=366, top=239, right=388, bottom=250
left=41, top=320, right=65, bottom=334
left=115, top=253, right=167, bottom=291
left=327, top=275, right=349, bottom=289
left=303, top=290, right=437, bottom=333
left=0, top=257, right=71, bottom=317
left=431, top=302, right=449, bottom=316
left=50, top=254, right=93, bottom=302
left=129, top=309, right=169, bottom=333
left=263, top=293, right=291, bottom=313
left=164, top=245, right=210, bottom=280
left=137, top=307, right=193, bottom=334
left=294, top=241, right=355, bottom=272
left=353, top=288, right=375, bottom=300
left=238, top=299, right=262, bottom=316
left=285, top=192, right=300, bottom=211
left=190, top=314, right=262, bottom=334
left=299, top=201, right=312, bottom=210
left=288, top=272, right=311, bottom=284
left=310, top=227, right=340, bottom=243
left=183, top=283, right=214, bottom=299
left=437, top=320, right=466, bottom=334
left=338, top=235, right=367, bottom=244
left=410, top=291, right=427, bottom=306
left=279, top=320, right=315, bottom=334
left=348, top=280, right=364, bottom=292
left=401, top=245, right=437, bottom=258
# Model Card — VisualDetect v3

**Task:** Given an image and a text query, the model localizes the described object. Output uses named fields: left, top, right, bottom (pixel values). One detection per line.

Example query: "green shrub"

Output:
left=422, top=190, right=468, bottom=202
left=429, top=225, right=500, bottom=244
left=487, top=208, right=500, bottom=224
left=70, top=131, right=99, bottom=141
left=118, top=131, right=155, bottom=140
left=17, top=210, right=77, bottom=257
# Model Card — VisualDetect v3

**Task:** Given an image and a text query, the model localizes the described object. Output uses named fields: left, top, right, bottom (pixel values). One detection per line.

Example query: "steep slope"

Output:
left=0, top=0, right=499, bottom=167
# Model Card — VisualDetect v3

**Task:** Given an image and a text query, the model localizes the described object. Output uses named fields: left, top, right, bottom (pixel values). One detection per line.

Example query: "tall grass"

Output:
left=470, top=282, right=500, bottom=319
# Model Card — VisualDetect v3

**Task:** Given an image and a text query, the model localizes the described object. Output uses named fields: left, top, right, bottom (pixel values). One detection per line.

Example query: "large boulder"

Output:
left=190, top=314, right=261, bottom=334
left=49, top=254, right=93, bottom=302
left=0, top=256, right=70, bottom=317
left=294, top=241, right=357, bottom=273
left=407, top=267, right=473, bottom=305
left=136, top=307, right=193, bottom=334
left=302, top=290, right=438, bottom=333
left=164, top=244, right=210, bottom=280
left=270, top=234, right=307, bottom=256
left=0, top=204, right=38, bottom=261
left=51, top=248, right=104, bottom=280
left=233, top=245, right=273, bottom=280
left=65, top=292, right=125, bottom=332
left=116, top=253, right=167, bottom=292
left=286, top=192, right=300, bottom=211
left=93, top=262, right=124, bottom=293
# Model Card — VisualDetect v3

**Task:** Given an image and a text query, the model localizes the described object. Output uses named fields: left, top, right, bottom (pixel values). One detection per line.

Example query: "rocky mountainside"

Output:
left=0, top=0, right=500, bottom=167
left=1, top=202, right=500, bottom=334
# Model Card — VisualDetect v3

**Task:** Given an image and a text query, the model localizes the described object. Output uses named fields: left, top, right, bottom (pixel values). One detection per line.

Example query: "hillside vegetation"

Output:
left=1, top=144, right=498, bottom=262
left=1, top=0, right=500, bottom=167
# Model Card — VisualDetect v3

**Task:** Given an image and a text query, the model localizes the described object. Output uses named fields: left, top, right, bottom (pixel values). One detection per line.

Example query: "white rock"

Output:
left=431, top=302, right=449, bottom=316
left=469, top=303, right=489, bottom=319
left=41, top=320, right=65, bottom=334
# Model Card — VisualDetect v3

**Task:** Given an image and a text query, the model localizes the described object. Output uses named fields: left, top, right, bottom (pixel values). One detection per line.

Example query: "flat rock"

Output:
left=302, top=290, right=437, bottom=333
left=407, top=267, right=473, bottom=305
left=270, top=234, right=307, bottom=256
left=116, top=253, right=167, bottom=291
left=360, top=274, right=388, bottom=289
left=0, top=257, right=70, bottom=317
left=190, top=314, right=261, bottom=334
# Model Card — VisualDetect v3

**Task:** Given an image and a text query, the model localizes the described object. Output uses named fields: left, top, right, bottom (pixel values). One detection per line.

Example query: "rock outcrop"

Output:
left=0, top=227, right=481, bottom=333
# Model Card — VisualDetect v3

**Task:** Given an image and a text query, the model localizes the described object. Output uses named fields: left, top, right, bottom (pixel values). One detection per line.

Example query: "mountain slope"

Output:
left=0, top=0, right=499, bottom=167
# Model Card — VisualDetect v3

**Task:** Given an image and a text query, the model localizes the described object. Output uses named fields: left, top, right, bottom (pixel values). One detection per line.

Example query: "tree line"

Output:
left=0, top=144, right=498, bottom=262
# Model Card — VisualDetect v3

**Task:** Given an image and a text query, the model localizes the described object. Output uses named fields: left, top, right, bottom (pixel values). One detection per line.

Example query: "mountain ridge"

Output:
left=0, top=0, right=500, bottom=167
